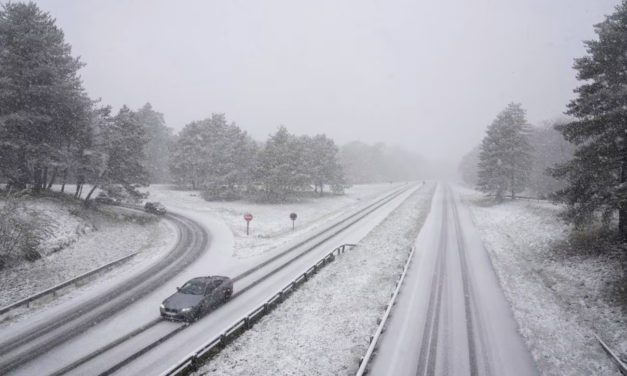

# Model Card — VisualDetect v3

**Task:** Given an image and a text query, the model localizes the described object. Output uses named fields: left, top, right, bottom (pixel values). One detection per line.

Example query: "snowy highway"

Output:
left=368, top=184, right=538, bottom=376
left=0, top=211, right=209, bottom=375
left=2, top=183, right=419, bottom=376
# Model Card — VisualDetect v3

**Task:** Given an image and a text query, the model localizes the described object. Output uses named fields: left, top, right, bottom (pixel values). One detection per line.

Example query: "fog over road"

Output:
left=370, top=184, right=537, bottom=376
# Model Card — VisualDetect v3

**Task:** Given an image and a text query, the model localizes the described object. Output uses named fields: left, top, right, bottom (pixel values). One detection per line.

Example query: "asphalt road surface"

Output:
left=369, top=184, right=538, bottom=376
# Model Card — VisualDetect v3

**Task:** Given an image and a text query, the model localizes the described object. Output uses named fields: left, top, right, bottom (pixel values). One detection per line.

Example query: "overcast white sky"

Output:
left=32, top=0, right=619, bottom=164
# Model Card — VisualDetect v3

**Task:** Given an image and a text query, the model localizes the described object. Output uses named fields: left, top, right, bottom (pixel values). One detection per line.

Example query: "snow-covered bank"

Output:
left=459, top=187, right=626, bottom=376
left=147, top=183, right=398, bottom=259
left=0, top=196, right=176, bottom=319
left=193, top=183, right=435, bottom=375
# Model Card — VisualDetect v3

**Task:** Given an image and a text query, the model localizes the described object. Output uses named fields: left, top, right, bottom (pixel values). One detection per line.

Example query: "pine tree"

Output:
left=169, top=114, right=254, bottom=196
left=135, top=103, right=173, bottom=183
left=257, top=126, right=305, bottom=200
left=0, top=2, right=92, bottom=191
left=477, top=103, right=533, bottom=201
left=84, top=106, right=149, bottom=201
left=552, top=1, right=627, bottom=236
left=304, top=134, right=345, bottom=195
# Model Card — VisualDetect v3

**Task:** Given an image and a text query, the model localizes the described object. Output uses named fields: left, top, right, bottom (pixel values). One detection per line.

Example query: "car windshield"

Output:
left=179, top=280, right=205, bottom=295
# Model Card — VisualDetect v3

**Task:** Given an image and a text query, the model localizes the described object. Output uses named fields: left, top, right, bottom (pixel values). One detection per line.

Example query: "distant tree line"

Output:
left=461, top=0, right=627, bottom=238
left=0, top=2, right=425, bottom=206
left=339, top=142, right=426, bottom=184
left=170, top=121, right=345, bottom=202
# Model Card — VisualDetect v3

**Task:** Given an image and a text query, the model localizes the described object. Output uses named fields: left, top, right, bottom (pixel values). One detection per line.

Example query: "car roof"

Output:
left=185, top=276, right=229, bottom=284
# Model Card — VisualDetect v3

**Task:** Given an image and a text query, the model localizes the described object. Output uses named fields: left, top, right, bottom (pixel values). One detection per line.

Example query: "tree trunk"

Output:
left=85, top=185, right=98, bottom=202
left=42, top=167, right=48, bottom=191
left=47, top=167, right=58, bottom=190
left=61, top=169, right=67, bottom=193
left=619, top=208, right=627, bottom=238
left=620, top=137, right=627, bottom=238
left=75, top=176, right=83, bottom=198
left=511, top=170, right=516, bottom=200
left=33, top=166, right=42, bottom=193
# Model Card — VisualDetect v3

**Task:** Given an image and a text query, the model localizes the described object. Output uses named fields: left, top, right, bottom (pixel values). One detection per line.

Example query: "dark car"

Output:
left=160, top=276, right=233, bottom=321
left=94, top=193, right=118, bottom=205
left=144, top=201, right=166, bottom=215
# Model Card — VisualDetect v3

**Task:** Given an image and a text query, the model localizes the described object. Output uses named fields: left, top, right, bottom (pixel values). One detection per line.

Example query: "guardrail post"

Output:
left=245, top=317, right=250, bottom=329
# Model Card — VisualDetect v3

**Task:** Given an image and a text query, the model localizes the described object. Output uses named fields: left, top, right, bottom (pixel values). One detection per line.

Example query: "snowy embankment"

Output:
left=148, top=183, right=398, bottom=259
left=459, top=187, right=626, bottom=376
left=0, top=196, right=176, bottom=318
left=193, top=183, right=435, bottom=376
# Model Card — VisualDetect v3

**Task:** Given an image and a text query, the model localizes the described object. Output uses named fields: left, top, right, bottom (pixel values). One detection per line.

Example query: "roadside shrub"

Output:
left=0, top=195, right=50, bottom=268
left=201, top=184, right=243, bottom=201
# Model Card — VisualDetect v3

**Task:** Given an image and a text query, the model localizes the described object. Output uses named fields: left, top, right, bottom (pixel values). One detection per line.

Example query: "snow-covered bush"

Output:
left=0, top=195, right=50, bottom=267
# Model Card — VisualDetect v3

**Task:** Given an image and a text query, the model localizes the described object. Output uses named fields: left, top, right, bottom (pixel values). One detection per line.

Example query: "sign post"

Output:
left=289, top=212, right=297, bottom=231
left=244, top=213, right=253, bottom=236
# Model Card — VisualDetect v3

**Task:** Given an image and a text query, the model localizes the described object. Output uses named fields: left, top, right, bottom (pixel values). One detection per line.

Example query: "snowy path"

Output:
left=369, top=184, right=537, bottom=376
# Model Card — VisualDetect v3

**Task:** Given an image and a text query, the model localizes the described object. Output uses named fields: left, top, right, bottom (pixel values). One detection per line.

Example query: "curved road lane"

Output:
left=369, top=184, right=538, bottom=376
left=0, top=211, right=210, bottom=375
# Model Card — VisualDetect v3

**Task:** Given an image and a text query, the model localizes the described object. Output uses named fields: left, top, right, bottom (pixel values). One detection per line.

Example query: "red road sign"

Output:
left=244, top=213, right=253, bottom=222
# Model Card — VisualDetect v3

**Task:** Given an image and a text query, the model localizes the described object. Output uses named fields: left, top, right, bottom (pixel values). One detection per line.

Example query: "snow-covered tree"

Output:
left=477, top=103, right=533, bottom=201
left=552, top=1, right=627, bottom=236
left=339, top=142, right=425, bottom=184
left=527, top=120, right=573, bottom=198
left=302, top=134, right=345, bottom=195
left=256, top=126, right=309, bottom=200
left=84, top=106, right=149, bottom=201
left=169, top=114, right=255, bottom=195
left=135, top=103, right=173, bottom=183
left=0, top=2, right=93, bottom=191
left=458, top=145, right=481, bottom=186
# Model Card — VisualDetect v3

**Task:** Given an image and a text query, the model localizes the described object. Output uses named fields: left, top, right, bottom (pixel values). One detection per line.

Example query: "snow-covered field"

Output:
left=0, top=196, right=176, bottom=320
left=192, top=183, right=435, bottom=375
left=147, top=183, right=399, bottom=259
left=459, top=186, right=626, bottom=376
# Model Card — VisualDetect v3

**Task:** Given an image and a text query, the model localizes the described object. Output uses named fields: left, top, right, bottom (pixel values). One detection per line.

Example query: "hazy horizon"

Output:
left=29, top=0, right=619, bottom=165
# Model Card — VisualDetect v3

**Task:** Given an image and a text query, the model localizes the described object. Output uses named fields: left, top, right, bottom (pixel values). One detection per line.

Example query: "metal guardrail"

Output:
left=355, top=245, right=416, bottom=376
left=0, top=203, right=163, bottom=316
left=596, top=335, right=627, bottom=376
left=0, top=252, right=138, bottom=315
left=160, top=243, right=357, bottom=376
left=485, top=194, right=547, bottom=201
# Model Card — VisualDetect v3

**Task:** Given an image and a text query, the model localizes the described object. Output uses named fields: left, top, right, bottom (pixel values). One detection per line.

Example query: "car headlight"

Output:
left=181, top=307, right=192, bottom=312
left=160, top=304, right=165, bottom=309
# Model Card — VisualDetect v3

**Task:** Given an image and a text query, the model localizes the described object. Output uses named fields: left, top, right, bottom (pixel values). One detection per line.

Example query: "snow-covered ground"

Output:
left=192, top=183, right=435, bottom=375
left=459, top=186, right=626, bottom=376
left=0, top=196, right=176, bottom=322
left=147, top=183, right=399, bottom=259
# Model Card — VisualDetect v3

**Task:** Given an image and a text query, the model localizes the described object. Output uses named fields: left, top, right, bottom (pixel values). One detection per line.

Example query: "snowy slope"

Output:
left=0, top=197, right=177, bottom=324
